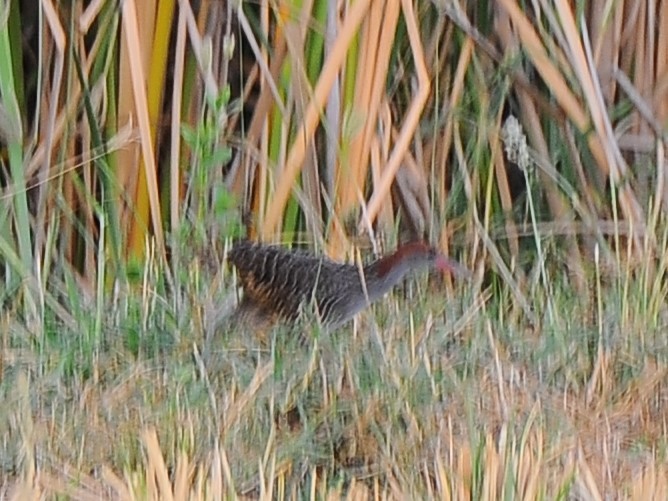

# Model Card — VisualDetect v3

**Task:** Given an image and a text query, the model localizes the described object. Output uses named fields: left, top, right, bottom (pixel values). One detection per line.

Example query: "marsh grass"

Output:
left=1, top=247, right=667, bottom=499
left=2, top=0, right=668, bottom=499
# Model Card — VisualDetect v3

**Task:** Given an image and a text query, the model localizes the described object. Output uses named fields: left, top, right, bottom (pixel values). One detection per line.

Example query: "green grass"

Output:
left=1, top=246, right=666, bottom=499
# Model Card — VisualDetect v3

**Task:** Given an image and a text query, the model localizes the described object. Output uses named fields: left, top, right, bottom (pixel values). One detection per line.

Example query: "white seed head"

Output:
left=501, top=115, right=531, bottom=172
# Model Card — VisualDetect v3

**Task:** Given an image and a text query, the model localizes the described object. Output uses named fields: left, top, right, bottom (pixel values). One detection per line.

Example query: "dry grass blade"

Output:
left=614, top=68, right=668, bottom=142
left=482, top=432, right=500, bottom=498
left=576, top=444, right=604, bottom=501
left=630, top=463, right=668, bottom=500
left=142, top=428, right=175, bottom=501
left=101, top=465, right=132, bottom=499
left=475, top=217, right=536, bottom=325
left=221, top=361, right=274, bottom=433
left=172, top=451, right=192, bottom=501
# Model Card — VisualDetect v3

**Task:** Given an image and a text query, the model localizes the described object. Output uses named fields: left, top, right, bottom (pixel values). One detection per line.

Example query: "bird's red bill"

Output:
left=434, top=255, right=472, bottom=280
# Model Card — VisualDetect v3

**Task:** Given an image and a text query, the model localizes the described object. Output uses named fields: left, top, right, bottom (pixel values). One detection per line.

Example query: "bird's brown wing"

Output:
left=228, top=241, right=319, bottom=320
left=227, top=240, right=374, bottom=325
left=229, top=241, right=281, bottom=310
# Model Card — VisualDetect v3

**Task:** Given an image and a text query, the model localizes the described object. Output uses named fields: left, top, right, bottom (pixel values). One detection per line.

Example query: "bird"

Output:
left=226, top=239, right=469, bottom=329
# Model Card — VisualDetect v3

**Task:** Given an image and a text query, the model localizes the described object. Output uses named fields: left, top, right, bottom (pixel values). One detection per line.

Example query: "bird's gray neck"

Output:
left=362, top=254, right=429, bottom=302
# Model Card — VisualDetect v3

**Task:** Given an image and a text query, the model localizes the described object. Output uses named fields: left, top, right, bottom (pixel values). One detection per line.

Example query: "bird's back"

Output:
left=228, top=240, right=362, bottom=324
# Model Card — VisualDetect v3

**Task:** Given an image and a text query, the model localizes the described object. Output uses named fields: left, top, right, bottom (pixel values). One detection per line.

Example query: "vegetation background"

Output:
left=1, top=0, right=667, bottom=498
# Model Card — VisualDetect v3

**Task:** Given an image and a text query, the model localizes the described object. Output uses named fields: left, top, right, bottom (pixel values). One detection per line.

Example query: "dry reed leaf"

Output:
left=37, top=0, right=66, bottom=263
left=173, top=450, right=192, bottom=501
left=497, top=0, right=587, bottom=131
left=437, top=35, right=473, bottom=253
left=79, top=0, right=107, bottom=33
left=282, top=0, right=326, bottom=240
left=176, top=0, right=218, bottom=100
left=116, top=2, right=143, bottom=222
left=121, top=0, right=165, bottom=261
left=360, top=0, right=430, bottom=234
left=236, top=3, right=286, bottom=117
left=344, top=479, right=371, bottom=501
left=3, top=481, right=41, bottom=501
left=630, top=463, right=668, bottom=501
left=336, top=0, right=401, bottom=228
left=499, top=0, right=644, bottom=235
left=456, top=443, right=472, bottom=499
left=482, top=432, right=500, bottom=499
left=435, top=454, right=452, bottom=501
left=576, top=444, right=604, bottom=501
left=142, top=427, right=175, bottom=501
left=614, top=68, right=667, bottom=142
left=170, top=6, right=187, bottom=232
left=589, top=0, right=623, bottom=104
left=370, top=134, right=395, bottom=234
left=208, top=444, right=225, bottom=499
left=656, top=6, right=668, bottom=121
left=101, top=465, right=132, bottom=499
left=227, top=24, right=287, bottom=201
left=260, top=0, right=373, bottom=240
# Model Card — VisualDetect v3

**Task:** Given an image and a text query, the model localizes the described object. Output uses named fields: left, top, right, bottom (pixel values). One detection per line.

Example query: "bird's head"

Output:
left=375, top=241, right=471, bottom=280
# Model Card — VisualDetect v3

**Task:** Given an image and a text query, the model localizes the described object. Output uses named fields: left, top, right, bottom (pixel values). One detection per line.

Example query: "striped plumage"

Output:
left=227, top=240, right=466, bottom=328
